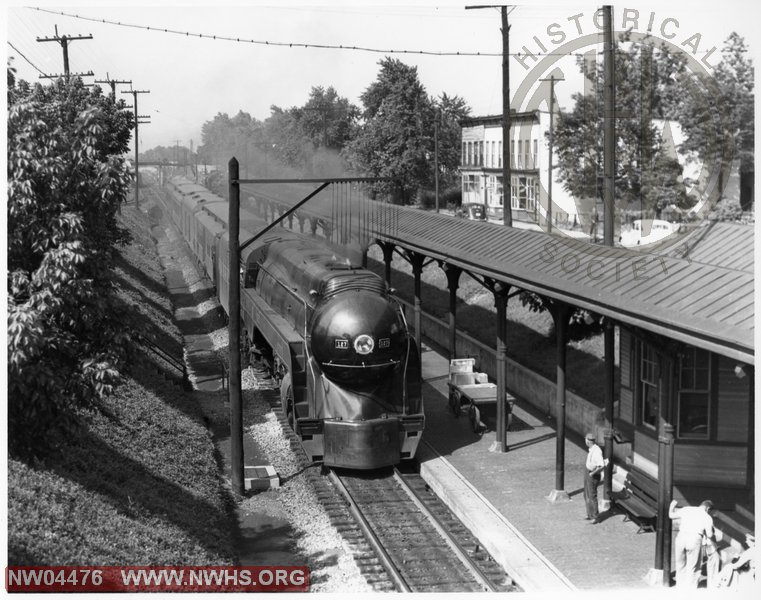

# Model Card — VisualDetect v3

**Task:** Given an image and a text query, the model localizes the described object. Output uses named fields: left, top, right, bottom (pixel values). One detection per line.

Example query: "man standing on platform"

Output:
left=669, top=499, right=717, bottom=587
left=583, top=432, right=605, bottom=523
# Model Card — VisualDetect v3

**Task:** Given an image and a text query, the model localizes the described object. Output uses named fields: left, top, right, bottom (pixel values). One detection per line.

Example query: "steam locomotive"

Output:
left=162, top=176, right=424, bottom=469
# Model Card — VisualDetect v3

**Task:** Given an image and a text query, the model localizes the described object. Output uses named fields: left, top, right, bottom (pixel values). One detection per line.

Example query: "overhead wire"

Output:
left=29, top=6, right=597, bottom=58
left=7, top=41, right=48, bottom=76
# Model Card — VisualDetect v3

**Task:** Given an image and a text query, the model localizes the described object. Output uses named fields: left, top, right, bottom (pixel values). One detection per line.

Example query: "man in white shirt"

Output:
left=583, top=432, right=605, bottom=522
left=669, top=499, right=717, bottom=587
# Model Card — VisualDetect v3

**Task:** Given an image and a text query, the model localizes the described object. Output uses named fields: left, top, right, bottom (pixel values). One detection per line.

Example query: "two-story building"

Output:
left=460, top=111, right=579, bottom=228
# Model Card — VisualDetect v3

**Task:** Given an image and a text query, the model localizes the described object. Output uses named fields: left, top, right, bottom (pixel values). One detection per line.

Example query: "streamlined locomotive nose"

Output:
left=310, top=290, right=405, bottom=382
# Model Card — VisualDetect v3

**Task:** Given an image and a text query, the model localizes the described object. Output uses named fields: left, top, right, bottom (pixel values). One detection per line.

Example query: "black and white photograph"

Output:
left=5, top=0, right=758, bottom=593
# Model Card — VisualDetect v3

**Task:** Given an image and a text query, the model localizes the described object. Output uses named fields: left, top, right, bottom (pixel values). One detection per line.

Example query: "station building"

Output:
left=459, top=112, right=580, bottom=228
left=613, top=221, right=754, bottom=514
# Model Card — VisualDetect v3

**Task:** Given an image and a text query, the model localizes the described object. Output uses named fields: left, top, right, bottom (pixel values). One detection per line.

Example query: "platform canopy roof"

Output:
left=370, top=209, right=754, bottom=365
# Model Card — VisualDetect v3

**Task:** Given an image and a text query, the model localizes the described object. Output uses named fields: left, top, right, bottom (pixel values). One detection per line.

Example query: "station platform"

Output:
left=416, top=341, right=657, bottom=592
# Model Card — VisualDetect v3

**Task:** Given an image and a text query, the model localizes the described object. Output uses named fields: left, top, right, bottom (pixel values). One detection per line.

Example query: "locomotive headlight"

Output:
left=354, top=334, right=374, bottom=355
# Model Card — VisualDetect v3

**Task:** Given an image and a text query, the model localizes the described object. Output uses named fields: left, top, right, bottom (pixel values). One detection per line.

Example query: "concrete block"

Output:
left=244, top=465, right=280, bottom=491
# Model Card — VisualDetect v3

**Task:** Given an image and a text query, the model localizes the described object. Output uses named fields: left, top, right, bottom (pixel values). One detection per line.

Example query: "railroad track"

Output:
left=328, top=466, right=516, bottom=593
left=258, top=374, right=516, bottom=592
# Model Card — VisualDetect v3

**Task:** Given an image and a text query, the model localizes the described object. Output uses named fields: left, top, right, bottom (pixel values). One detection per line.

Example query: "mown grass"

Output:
left=8, top=203, right=237, bottom=566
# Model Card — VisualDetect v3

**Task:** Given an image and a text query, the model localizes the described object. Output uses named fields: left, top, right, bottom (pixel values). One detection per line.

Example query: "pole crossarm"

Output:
left=39, top=71, right=93, bottom=79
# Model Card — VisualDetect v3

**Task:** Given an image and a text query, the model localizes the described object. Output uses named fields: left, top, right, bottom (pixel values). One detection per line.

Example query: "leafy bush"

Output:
left=7, top=78, right=134, bottom=456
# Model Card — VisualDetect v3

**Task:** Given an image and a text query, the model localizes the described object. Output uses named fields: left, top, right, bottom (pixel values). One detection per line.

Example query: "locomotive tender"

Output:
left=162, top=176, right=424, bottom=469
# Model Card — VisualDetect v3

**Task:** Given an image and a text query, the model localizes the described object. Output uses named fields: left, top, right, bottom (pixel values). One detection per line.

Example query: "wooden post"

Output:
left=410, top=252, right=425, bottom=354
left=444, top=264, right=462, bottom=360
left=228, top=157, right=244, bottom=497
left=549, top=301, right=571, bottom=501
left=604, top=319, right=615, bottom=501
left=493, top=282, right=510, bottom=453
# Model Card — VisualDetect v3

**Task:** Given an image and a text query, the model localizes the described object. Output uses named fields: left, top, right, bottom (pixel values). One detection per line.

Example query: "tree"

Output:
left=7, top=77, right=134, bottom=456
left=672, top=33, right=754, bottom=206
left=344, top=57, right=436, bottom=203
left=553, top=35, right=689, bottom=218
left=434, top=92, right=471, bottom=190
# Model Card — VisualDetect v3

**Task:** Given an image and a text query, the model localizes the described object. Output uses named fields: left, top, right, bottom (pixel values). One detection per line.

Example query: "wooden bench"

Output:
left=615, top=469, right=658, bottom=533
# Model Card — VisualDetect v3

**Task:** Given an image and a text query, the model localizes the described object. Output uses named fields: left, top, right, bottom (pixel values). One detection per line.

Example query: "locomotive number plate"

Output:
left=378, top=338, right=390, bottom=348
left=335, top=339, right=349, bottom=349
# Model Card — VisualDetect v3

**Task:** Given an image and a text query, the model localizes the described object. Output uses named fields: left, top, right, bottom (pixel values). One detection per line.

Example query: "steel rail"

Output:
left=327, top=469, right=411, bottom=593
left=392, top=467, right=499, bottom=592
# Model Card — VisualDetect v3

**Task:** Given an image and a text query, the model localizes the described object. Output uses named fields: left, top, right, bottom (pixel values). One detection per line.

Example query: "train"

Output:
left=161, top=175, right=424, bottom=469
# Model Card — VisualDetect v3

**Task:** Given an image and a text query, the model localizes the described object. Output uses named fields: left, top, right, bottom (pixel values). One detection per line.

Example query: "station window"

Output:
left=677, top=348, right=711, bottom=439
left=639, top=342, right=658, bottom=430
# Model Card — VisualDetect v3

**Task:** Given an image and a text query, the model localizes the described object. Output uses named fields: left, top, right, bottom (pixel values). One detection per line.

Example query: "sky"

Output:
left=4, top=0, right=760, bottom=153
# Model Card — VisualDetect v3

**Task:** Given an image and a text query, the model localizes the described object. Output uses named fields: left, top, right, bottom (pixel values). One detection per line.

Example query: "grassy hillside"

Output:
left=8, top=203, right=237, bottom=565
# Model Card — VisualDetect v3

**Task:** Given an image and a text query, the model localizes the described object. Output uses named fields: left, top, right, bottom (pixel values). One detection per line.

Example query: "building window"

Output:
left=511, top=140, right=515, bottom=167
left=517, top=140, right=523, bottom=168
left=524, top=139, right=530, bottom=169
left=533, top=139, right=538, bottom=169
left=677, top=348, right=711, bottom=439
left=639, top=342, right=658, bottom=430
left=462, top=142, right=466, bottom=165
left=510, top=175, right=537, bottom=212
left=498, top=141, right=502, bottom=167
left=463, top=174, right=478, bottom=193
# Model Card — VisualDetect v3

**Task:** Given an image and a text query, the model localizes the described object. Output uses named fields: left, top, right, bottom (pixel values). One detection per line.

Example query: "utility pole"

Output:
left=466, top=5, right=512, bottom=226
left=122, top=89, right=151, bottom=209
left=539, top=75, right=564, bottom=233
left=95, top=74, right=131, bottom=100
left=501, top=6, right=512, bottom=227
left=434, top=109, right=440, bottom=213
left=37, top=25, right=93, bottom=81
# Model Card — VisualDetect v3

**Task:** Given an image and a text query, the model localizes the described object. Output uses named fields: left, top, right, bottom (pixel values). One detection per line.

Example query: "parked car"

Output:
left=619, top=219, right=679, bottom=247
left=456, top=202, right=487, bottom=221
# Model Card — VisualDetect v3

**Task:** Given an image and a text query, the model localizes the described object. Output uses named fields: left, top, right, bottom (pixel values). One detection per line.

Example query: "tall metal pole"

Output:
left=602, top=6, right=615, bottom=245
left=501, top=6, right=512, bottom=227
left=434, top=109, right=440, bottom=213
left=602, top=5, right=617, bottom=512
left=228, top=157, right=244, bottom=497
left=540, top=76, right=564, bottom=233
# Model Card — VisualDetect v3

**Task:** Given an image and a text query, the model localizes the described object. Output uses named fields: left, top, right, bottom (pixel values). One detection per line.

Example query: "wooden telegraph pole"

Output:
left=37, top=25, right=93, bottom=81
left=121, top=89, right=151, bottom=208
left=95, top=74, right=132, bottom=100
left=466, top=5, right=513, bottom=226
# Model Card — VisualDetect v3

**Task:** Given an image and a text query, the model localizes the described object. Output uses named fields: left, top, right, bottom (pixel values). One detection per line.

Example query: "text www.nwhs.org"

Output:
left=6, top=566, right=310, bottom=592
